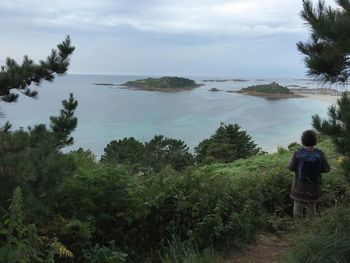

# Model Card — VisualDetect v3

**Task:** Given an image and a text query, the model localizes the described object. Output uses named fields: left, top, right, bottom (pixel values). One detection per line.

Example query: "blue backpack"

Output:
left=297, top=148, right=322, bottom=184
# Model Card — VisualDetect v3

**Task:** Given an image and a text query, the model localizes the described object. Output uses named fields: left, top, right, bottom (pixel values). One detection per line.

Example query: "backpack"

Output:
left=297, top=148, right=322, bottom=184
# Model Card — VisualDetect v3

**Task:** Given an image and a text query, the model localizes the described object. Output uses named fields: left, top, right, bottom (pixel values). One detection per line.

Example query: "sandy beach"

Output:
left=295, top=93, right=340, bottom=104
left=290, top=88, right=341, bottom=104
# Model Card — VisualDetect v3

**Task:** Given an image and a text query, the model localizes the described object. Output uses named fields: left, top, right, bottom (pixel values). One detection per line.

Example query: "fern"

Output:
left=51, top=239, right=74, bottom=258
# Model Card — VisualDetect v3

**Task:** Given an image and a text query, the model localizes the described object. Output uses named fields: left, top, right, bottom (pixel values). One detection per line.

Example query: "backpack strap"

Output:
left=297, top=148, right=307, bottom=181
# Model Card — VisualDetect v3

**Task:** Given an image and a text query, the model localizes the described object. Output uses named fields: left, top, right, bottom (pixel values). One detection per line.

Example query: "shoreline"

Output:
left=230, top=87, right=341, bottom=104
left=290, top=88, right=341, bottom=104
left=294, top=93, right=340, bottom=104
left=231, top=90, right=302, bottom=99
left=93, top=83, right=203, bottom=92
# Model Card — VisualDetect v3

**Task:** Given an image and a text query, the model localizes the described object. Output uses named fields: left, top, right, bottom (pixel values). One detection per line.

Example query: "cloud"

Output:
left=0, top=0, right=340, bottom=76
left=1, top=0, right=310, bottom=36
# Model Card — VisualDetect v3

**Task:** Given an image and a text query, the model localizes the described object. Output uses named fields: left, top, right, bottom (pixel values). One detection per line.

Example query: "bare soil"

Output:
left=221, top=233, right=290, bottom=263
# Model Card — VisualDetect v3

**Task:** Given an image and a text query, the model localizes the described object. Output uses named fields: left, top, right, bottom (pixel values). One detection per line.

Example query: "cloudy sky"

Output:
left=0, top=0, right=337, bottom=77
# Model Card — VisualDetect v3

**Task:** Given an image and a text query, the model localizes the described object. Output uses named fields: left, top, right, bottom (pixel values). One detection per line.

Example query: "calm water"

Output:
left=1, top=74, right=331, bottom=157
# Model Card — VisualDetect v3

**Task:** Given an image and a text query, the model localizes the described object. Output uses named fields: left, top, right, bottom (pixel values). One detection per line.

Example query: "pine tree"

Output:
left=144, top=135, right=194, bottom=171
left=299, top=0, right=350, bottom=178
left=0, top=94, right=78, bottom=213
left=312, top=92, right=350, bottom=179
left=50, top=93, right=78, bottom=150
left=101, top=137, right=145, bottom=165
left=0, top=36, right=75, bottom=102
left=195, top=123, right=261, bottom=164
left=102, top=135, right=194, bottom=171
left=297, top=0, right=350, bottom=83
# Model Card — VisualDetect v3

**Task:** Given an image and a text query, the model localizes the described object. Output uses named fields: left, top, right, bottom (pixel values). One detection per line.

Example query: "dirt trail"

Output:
left=221, top=233, right=290, bottom=263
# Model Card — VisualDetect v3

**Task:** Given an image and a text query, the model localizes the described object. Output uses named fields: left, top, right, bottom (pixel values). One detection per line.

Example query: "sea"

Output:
left=1, top=74, right=334, bottom=158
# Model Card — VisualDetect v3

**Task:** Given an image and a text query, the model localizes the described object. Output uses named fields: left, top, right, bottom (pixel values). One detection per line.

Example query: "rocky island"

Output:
left=209, top=88, right=222, bottom=92
left=93, top=77, right=202, bottom=92
left=233, top=82, right=302, bottom=99
left=121, top=77, right=202, bottom=92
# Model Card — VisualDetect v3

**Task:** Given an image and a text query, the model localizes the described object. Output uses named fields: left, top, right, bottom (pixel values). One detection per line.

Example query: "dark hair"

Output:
left=301, top=130, right=317, bottom=146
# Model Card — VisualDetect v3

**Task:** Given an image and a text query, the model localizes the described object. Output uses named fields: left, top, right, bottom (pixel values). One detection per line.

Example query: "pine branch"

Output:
left=50, top=93, right=78, bottom=150
left=0, top=36, right=75, bottom=102
left=298, top=0, right=350, bottom=83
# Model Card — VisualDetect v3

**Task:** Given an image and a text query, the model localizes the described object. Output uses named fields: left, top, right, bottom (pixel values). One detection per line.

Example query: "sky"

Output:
left=0, top=0, right=337, bottom=78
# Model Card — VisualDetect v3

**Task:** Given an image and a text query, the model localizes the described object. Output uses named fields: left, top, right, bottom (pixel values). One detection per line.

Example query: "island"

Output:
left=120, top=77, right=202, bottom=92
left=208, top=88, right=222, bottom=92
left=232, top=82, right=302, bottom=99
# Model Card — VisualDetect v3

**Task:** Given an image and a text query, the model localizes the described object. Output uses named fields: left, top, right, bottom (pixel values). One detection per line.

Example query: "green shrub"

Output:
left=282, top=206, right=350, bottom=263
left=83, top=242, right=127, bottom=263
left=195, top=123, right=262, bottom=164
left=0, top=95, right=78, bottom=219
left=101, top=135, right=194, bottom=172
left=0, top=188, right=69, bottom=263
left=56, top=138, right=342, bottom=261
left=1, top=134, right=343, bottom=262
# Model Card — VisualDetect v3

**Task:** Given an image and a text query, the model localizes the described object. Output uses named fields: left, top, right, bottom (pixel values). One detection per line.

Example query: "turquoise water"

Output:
left=1, top=74, right=330, bottom=157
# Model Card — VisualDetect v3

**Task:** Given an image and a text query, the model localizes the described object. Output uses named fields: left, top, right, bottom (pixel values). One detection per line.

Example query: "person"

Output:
left=288, top=130, right=330, bottom=220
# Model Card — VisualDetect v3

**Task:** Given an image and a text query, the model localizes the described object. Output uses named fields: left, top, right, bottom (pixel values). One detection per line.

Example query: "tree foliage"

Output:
left=0, top=36, right=75, bottom=102
left=102, top=135, right=194, bottom=171
left=50, top=93, right=78, bottom=150
left=101, top=137, right=145, bottom=165
left=297, top=0, right=350, bottom=83
left=144, top=135, right=195, bottom=171
left=0, top=94, right=78, bottom=216
left=0, top=188, right=74, bottom=262
left=312, top=92, right=350, bottom=179
left=299, top=0, right=350, bottom=179
left=195, top=123, right=262, bottom=164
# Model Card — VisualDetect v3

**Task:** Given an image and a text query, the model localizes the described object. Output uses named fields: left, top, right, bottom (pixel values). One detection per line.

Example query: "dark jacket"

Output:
left=288, top=148, right=330, bottom=203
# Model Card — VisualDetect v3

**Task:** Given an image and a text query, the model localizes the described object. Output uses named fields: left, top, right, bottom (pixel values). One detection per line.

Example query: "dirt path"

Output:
left=221, top=233, right=290, bottom=263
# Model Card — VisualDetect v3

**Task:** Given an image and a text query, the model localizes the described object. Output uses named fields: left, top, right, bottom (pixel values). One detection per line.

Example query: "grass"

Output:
left=281, top=206, right=350, bottom=263
left=160, top=237, right=221, bottom=263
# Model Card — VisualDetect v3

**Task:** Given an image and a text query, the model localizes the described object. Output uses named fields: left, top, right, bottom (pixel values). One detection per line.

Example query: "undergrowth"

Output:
left=281, top=206, right=350, bottom=263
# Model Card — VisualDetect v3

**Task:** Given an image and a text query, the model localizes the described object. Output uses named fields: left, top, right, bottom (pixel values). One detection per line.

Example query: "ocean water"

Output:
left=1, top=74, right=331, bottom=158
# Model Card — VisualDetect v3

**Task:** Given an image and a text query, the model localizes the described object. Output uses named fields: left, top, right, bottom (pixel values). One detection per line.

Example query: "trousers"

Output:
left=293, top=200, right=316, bottom=220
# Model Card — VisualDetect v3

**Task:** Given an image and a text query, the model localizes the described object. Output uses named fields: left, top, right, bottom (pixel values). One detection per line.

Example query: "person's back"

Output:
left=288, top=130, right=330, bottom=220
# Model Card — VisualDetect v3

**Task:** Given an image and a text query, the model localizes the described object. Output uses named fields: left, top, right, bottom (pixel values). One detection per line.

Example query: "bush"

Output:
left=0, top=126, right=76, bottom=218
left=195, top=123, right=262, bottom=164
left=101, top=135, right=194, bottom=172
left=0, top=95, right=78, bottom=219
left=83, top=242, right=127, bottom=263
left=313, top=92, right=350, bottom=180
left=101, top=137, right=145, bottom=165
left=2, top=128, right=344, bottom=262
left=282, top=206, right=350, bottom=263
left=50, top=138, right=344, bottom=261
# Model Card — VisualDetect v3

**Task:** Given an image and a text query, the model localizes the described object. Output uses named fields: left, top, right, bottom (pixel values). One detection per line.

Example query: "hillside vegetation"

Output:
left=122, top=77, right=201, bottom=91
left=236, top=82, right=302, bottom=99
left=239, top=82, right=291, bottom=94
left=1, top=121, right=348, bottom=262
